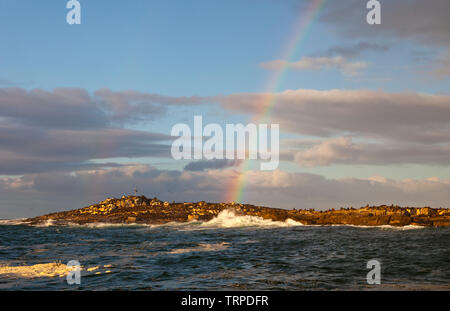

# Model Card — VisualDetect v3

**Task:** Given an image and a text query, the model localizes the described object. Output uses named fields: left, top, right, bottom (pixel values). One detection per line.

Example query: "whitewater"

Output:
left=0, top=210, right=448, bottom=290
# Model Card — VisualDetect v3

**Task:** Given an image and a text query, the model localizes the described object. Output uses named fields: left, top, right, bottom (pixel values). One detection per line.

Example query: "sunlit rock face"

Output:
left=26, top=196, right=450, bottom=227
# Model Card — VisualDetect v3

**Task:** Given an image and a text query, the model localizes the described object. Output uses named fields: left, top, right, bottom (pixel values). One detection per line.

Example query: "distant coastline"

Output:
left=24, top=195, right=450, bottom=227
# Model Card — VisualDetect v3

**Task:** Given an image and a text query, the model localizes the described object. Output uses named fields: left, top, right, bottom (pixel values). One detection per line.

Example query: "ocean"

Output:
left=0, top=210, right=449, bottom=290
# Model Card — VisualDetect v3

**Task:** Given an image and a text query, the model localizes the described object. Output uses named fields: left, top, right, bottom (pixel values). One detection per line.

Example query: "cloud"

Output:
left=0, top=87, right=197, bottom=174
left=321, top=42, right=389, bottom=59
left=320, top=0, right=450, bottom=48
left=0, top=88, right=109, bottom=129
left=216, top=89, right=450, bottom=144
left=2, top=87, right=450, bottom=174
left=293, top=137, right=450, bottom=167
left=294, top=137, right=358, bottom=167
left=1, top=165, right=449, bottom=218
left=260, top=56, right=367, bottom=77
left=184, top=159, right=242, bottom=171
left=94, top=88, right=207, bottom=123
left=314, top=0, right=450, bottom=80
left=0, top=88, right=207, bottom=130
left=430, top=50, right=450, bottom=78
left=0, top=122, right=171, bottom=174
left=0, top=78, right=18, bottom=87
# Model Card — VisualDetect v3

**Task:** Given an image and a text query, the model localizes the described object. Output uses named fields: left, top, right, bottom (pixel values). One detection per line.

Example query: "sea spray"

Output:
left=200, top=209, right=304, bottom=228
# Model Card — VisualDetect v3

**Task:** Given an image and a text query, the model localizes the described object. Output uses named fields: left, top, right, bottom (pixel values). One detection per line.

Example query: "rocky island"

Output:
left=25, top=195, right=450, bottom=227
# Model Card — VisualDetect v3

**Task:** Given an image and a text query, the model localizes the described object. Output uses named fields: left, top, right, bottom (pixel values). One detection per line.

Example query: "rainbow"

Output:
left=226, top=0, right=327, bottom=203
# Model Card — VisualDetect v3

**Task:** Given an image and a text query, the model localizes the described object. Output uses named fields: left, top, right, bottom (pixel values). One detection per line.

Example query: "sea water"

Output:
left=0, top=210, right=449, bottom=290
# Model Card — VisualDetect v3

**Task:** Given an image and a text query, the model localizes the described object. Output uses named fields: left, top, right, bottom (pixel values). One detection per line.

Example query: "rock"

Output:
left=188, top=215, right=198, bottom=221
left=25, top=195, right=450, bottom=227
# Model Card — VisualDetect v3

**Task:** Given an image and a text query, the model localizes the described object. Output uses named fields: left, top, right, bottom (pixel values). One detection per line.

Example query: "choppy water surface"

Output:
left=0, top=211, right=449, bottom=290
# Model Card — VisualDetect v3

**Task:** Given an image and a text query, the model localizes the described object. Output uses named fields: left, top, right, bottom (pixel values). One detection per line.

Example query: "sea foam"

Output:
left=200, top=209, right=304, bottom=228
left=0, top=218, right=29, bottom=226
left=163, top=242, right=231, bottom=255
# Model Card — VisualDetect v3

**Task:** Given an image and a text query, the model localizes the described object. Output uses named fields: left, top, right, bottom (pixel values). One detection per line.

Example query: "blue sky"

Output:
left=1, top=0, right=450, bottom=218
left=2, top=0, right=448, bottom=95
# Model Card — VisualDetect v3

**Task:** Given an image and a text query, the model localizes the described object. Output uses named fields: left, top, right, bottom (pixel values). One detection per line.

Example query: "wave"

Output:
left=66, top=222, right=148, bottom=229
left=0, top=218, right=150, bottom=228
left=163, top=242, right=231, bottom=255
left=329, top=224, right=425, bottom=230
left=33, top=219, right=58, bottom=227
left=0, top=218, right=29, bottom=226
left=199, top=211, right=425, bottom=230
left=28, top=210, right=305, bottom=230
left=0, top=262, right=112, bottom=278
left=0, top=211, right=426, bottom=230
left=200, top=209, right=304, bottom=229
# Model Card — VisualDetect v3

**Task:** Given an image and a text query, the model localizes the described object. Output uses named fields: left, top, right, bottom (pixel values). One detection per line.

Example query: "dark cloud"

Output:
left=0, top=124, right=171, bottom=174
left=0, top=88, right=109, bottom=129
left=2, top=87, right=450, bottom=175
left=216, top=89, right=450, bottom=144
left=320, top=0, right=450, bottom=47
left=0, top=87, right=195, bottom=174
left=292, top=137, right=450, bottom=167
left=0, top=88, right=207, bottom=130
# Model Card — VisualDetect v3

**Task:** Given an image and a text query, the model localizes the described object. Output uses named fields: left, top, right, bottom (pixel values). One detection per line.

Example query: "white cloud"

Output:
left=260, top=56, right=367, bottom=76
left=294, top=137, right=358, bottom=167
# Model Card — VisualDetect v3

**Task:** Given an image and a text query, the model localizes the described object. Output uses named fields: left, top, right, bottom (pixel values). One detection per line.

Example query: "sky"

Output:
left=1, top=0, right=449, bottom=218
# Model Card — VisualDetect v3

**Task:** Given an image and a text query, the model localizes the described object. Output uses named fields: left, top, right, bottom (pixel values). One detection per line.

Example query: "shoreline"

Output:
left=23, top=195, right=450, bottom=227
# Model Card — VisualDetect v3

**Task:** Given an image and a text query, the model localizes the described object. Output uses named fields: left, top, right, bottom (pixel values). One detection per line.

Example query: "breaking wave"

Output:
left=0, top=219, right=29, bottom=226
left=0, top=211, right=426, bottom=230
left=200, top=209, right=304, bottom=228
